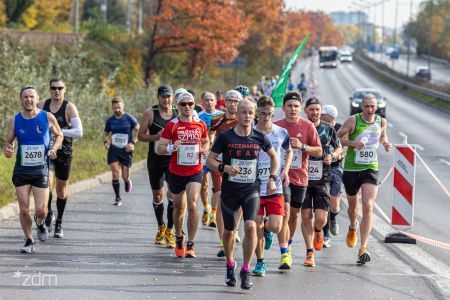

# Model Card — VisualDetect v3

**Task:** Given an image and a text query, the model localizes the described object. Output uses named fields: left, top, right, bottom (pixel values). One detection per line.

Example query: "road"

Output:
left=366, top=51, right=450, bottom=86
left=0, top=168, right=447, bottom=299
left=289, top=55, right=450, bottom=267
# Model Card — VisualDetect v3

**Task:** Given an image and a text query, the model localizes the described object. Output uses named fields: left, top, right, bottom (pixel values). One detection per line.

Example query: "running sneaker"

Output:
left=235, top=231, right=241, bottom=243
left=239, top=269, right=253, bottom=290
left=185, top=242, right=196, bottom=258
left=264, top=230, right=274, bottom=250
left=346, top=222, right=359, bottom=248
left=313, top=231, right=323, bottom=251
left=113, top=198, right=122, bottom=206
left=175, top=235, right=185, bottom=258
left=323, top=234, right=332, bottom=248
left=217, top=249, right=225, bottom=257
left=278, top=253, right=291, bottom=270
left=201, top=206, right=211, bottom=225
left=155, top=225, right=166, bottom=245
left=54, top=220, right=64, bottom=238
left=330, top=219, right=339, bottom=236
left=287, top=246, right=293, bottom=265
left=357, top=246, right=371, bottom=264
left=225, top=262, right=237, bottom=287
left=35, top=217, right=48, bottom=242
left=208, top=217, right=217, bottom=228
left=125, top=180, right=132, bottom=193
left=164, top=228, right=175, bottom=248
left=252, top=261, right=266, bottom=277
left=20, top=239, right=35, bottom=254
left=304, top=251, right=315, bottom=267
left=45, top=211, right=55, bottom=233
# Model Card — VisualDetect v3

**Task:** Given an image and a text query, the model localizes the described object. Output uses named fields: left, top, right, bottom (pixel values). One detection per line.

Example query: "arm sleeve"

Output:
left=62, top=117, right=83, bottom=138
left=104, top=118, right=111, bottom=133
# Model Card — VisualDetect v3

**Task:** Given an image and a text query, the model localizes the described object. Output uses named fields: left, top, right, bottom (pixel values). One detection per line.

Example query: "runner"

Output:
left=103, top=97, right=139, bottom=206
left=320, top=105, right=344, bottom=245
left=137, top=84, right=177, bottom=248
left=157, top=91, right=209, bottom=258
left=302, top=98, right=342, bottom=267
left=208, top=90, right=241, bottom=256
left=198, top=92, right=224, bottom=225
left=252, top=96, right=292, bottom=277
left=274, top=92, right=322, bottom=269
left=4, top=87, right=63, bottom=253
left=39, top=78, right=83, bottom=238
left=206, top=99, right=279, bottom=290
left=337, top=94, right=392, bottom=264
left=215, top=91, right=225, bottom=111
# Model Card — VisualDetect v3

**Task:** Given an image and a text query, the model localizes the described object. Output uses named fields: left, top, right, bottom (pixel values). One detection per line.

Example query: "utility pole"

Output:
left=73, top=0, right=79, bottom=33
left=380, top=0, right=385, bottom=62
left=127, top=0, right=132, bottom=36
left=138, top=0, right=143, bottom=35
left=101, top=0, right=107, bottom=22
left=392, top=0, right=398, bottom=69
left=427, top=1, right=432, bottom=72
left=406, top=0, right=412, bottom=77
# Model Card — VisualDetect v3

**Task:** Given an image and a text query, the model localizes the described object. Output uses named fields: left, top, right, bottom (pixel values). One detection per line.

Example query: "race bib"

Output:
left=21, top=145, right=45, bottom=166
left=308, top=160, right=323, bottom=180
left=178, top=144, right=200, bottom=166
left=111, top=133, right=128, bottom=148
left=229, top=159, right=257, bottom=183
left=290, top=149, right=301, bottom=169
left=355, top=144, right=378, bottom=165
left=258, top=160, right=270, bottom=181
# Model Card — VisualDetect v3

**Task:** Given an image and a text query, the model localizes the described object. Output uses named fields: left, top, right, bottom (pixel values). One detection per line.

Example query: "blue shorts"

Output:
left=330, top=166, right=344, bottom=197
left=108, top=146, right=132, bottom=168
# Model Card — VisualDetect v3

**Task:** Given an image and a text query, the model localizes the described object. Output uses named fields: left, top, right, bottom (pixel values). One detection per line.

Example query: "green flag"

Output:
left=271, top=33, right=311, bottom=107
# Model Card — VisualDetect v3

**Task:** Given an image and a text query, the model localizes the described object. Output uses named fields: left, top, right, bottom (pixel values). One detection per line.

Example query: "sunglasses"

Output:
left=179, top=102, right=195, bottom=107
left=50, top=86, right=65, bottom=91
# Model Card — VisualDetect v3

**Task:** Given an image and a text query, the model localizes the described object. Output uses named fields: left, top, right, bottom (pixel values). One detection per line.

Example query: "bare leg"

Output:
left=360, top=184, right=377, bottom=248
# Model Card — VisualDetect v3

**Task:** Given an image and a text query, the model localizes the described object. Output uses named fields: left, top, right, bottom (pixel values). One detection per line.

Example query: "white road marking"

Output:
left=388, top=123, right=394, bottom=128
left=439, top=159, right=450, bottom=167
left=416, top=144, right=425, bottom=151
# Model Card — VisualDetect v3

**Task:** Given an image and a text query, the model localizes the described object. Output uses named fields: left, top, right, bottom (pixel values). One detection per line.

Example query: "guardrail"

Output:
left=354, top=53, right=450, bottom=103
left=420, top=54, right=449, bottom=66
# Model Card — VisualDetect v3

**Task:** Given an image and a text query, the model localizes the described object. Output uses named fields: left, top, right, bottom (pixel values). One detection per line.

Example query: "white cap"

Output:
left=175, top=88, right=188, bottom=97
left=224, top=90, right=243, bottom=101
left=176, top=92, right=195, bottom=104
left=322, top=105, right=338, bottom=119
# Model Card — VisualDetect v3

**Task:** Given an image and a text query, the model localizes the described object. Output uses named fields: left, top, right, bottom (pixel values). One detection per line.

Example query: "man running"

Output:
left=206, top=99, right=278, bottom=290
left=157, top=92, right=209, bottom=259
left=138, top=84, right=177, bottom=248
left=321, top=105, right=344, bottom=245
left=337, top=94, right=392, bottom=264
left=4, top=87, right=63, bottom=253
left=39, top=78, right=83, bottom=238
left=252, top=96, right=292, bottom=277
left=103, top=97, right=139, bottom=206
left=274, top=92, right=322, bottom=269
left=198, top=92, right=224, bottom=226
left=208, top=90, right=241, bottom=256
left=302, top=98, right=342, bottom=267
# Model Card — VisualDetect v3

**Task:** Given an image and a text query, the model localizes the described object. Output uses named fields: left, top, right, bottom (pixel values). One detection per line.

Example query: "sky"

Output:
left=285, top=0, right=424, bottom=29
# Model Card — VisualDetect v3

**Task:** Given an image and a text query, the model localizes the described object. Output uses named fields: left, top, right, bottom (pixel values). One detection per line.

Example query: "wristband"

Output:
left=301, top=144, right=307, bottom=152
left=166, top=144, right=174, bottom=154
left=269, top=175, right=277, bottom=181
left=218, top=163, right=225, bottom=173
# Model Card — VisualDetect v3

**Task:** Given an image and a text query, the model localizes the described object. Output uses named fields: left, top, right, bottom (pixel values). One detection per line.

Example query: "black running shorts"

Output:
left=107, top=147, right=133, bottom=168
left=302, top=184, right=330, bottom=211
left=168, top=171, right=203, bottom=195
left=343, top=169, right=379, bottom=196
left=284, top=184, right=307, bottom=209
left=12, top=174, right=49, bottom=188
left=49, top=152, right=72, bottom=181
left=221, top=192, right=260, bottom=231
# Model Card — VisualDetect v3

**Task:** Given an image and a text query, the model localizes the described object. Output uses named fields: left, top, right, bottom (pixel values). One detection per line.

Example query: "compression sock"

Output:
left=167, top=200, right=174, bottom=229
left=112, top=180, right=120, bottom=200
left=56, top=197, right=67, bottom=221
left=153, top=201, right=165, bottom=227
left=47, top=191, right=53, bottom=213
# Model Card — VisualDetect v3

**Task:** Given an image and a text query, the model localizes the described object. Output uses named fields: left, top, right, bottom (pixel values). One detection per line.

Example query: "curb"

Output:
left=0, top=159, right=147, bottom=222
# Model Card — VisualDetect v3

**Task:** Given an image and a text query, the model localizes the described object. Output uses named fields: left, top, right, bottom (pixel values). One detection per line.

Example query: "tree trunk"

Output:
left=145, top=0, right=163, bottom=86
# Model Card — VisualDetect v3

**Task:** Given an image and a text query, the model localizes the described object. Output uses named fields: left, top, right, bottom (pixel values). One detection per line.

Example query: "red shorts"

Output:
left=210, top=170, right=223, bottom=193
left=258, top=195, right=285, bottom=216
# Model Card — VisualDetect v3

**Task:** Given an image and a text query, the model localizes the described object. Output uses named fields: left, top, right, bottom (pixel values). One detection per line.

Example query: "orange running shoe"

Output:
left=304, top=251, right=315, bottom=267
left=313, top=231, right=324, bottom=251
left=357, top=246, right=371, bottom=264
left=175, top=235, right=185, bottom=258
left=346, top=221, right=359, bottom=248
left=185, top=241, right=196, bottom=258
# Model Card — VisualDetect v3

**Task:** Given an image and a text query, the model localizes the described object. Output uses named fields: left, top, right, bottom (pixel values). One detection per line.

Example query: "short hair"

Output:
left=257, top=95, right=275, bottom=108
left=49, top=78, right=65, bottom=86
left=362, top=93, right=377, bottom=104
left=111, top=97, right=124, bottom=105
left=20, top=86, right=38, bottom=97
left=237, top=99, right=255, bottom=112
left=201, top=91, right=216, bottom=100
left=283, top=91, right=302, bottom=105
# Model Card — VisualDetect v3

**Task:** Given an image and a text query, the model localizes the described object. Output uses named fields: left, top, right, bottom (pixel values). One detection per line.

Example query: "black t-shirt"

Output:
left=308, top=121, right=340, bottom=186
left=211, top=128, right=272, bottom=197
left=331, top=123, right=343, bottom=168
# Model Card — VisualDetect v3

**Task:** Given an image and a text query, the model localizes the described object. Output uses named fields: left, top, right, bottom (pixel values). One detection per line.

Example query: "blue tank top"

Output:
left=13, top=110, right=50, bottom=176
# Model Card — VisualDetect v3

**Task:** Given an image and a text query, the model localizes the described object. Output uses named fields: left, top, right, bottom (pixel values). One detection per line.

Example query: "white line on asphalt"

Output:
left=439, top=159, right=450, bottom=167
left=388, top=123, right=394, bottom=128
left=416, top=144, right=425, bottom=151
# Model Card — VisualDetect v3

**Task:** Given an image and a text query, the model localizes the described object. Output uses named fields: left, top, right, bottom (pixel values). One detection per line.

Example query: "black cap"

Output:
left=158, top=84, right=173, bottom=96
left=305, top=97, right=322, bottom=108
left=283, top=92, right=302, bottom=105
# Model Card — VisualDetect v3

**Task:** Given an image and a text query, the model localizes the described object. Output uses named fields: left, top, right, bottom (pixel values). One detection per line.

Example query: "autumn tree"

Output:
left=20, top=0, right=72, bottom=31
left=338, top=24, right=362, bottom=46
left=146, top=0, right=248, bottom=83
left=4, top=0, right=34, bottom=25
left=0, top=1, right=7, bottom=26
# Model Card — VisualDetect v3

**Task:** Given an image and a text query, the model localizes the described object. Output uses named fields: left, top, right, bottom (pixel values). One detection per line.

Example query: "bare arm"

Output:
left=337, top=116, right=362, bottom=149
left=103, top=131, right=110, bottom=150
left=380, top=118, right=392, bottom=152
left=137, top=108, right=162, bottom=142
left=48, top=113, right=63, bottom=159
left=267, top=147, right=279, bottom=195
left=4, top=117, right=15, bottom=158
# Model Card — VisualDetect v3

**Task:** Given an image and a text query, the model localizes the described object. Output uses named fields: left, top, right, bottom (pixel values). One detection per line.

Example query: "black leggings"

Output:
left=221, top=192, right=260, bottom=231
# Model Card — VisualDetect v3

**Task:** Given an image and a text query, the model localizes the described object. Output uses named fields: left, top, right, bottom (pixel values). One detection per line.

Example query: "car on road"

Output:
left=339, top=52, right=353, bottom=63
left=350, top=88, right=386, bottom=118
left=415, top=66, right=431, bottom=81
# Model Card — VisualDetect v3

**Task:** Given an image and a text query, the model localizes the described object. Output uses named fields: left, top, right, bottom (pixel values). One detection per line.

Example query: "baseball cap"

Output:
left=322, top=105, right=338, bottom=119
left=224, top=90, right=243, bottom=101
left=158, top=84, right=173, bottom=96
left=305, top=97, right=322, bottom=108
left=176, top=92, right=195, bottom=104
